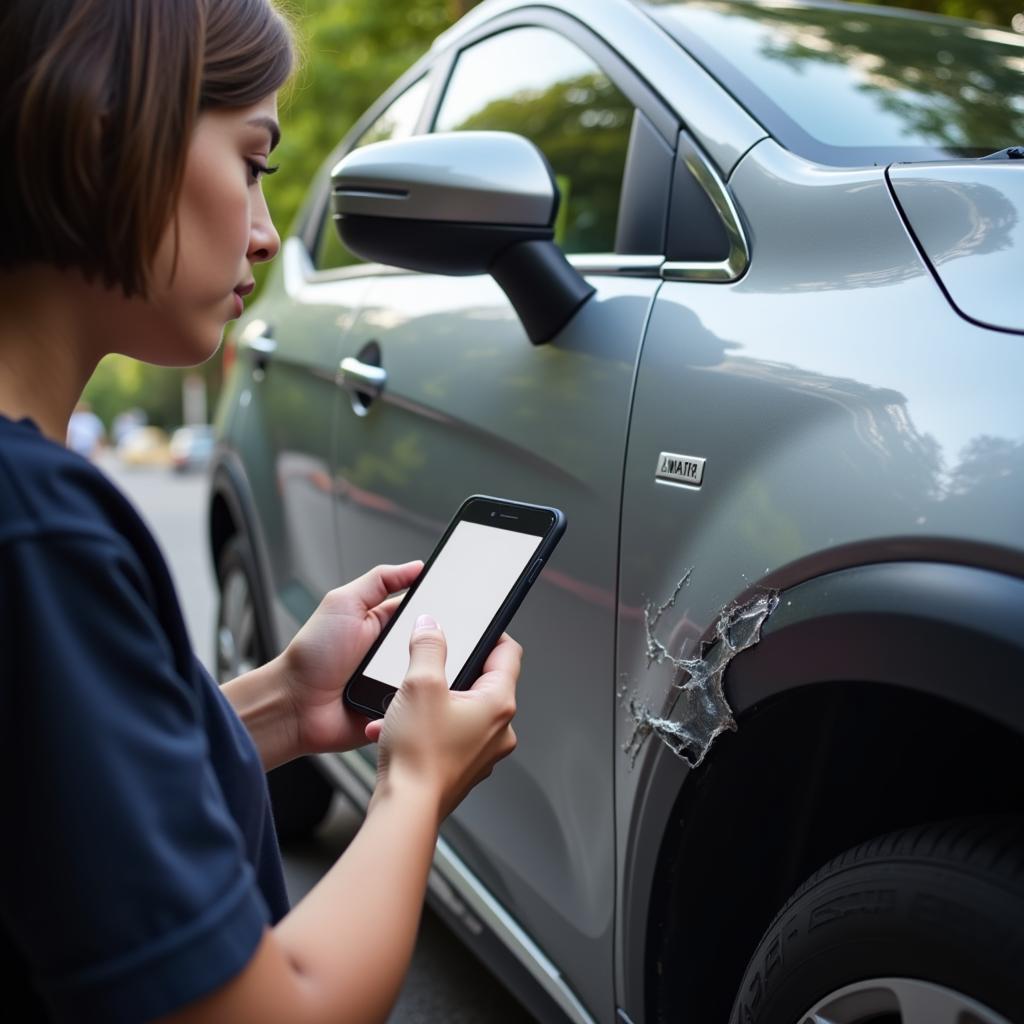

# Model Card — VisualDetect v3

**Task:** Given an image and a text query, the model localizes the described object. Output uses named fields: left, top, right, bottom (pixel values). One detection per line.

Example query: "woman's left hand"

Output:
left=279, top=561, right=423, bottom=757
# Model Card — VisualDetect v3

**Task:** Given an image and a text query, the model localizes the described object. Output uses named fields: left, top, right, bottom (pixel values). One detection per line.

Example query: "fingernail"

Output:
left=414, top=614, right=437, bottom=632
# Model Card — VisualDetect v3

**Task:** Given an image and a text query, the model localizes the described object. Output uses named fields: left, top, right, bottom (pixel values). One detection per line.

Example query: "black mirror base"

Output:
left=490, top=240, right=595, bottom=346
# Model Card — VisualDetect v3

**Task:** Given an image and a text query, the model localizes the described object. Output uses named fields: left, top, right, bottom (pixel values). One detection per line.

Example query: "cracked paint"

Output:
left=624, top=574, right=779, bottom=769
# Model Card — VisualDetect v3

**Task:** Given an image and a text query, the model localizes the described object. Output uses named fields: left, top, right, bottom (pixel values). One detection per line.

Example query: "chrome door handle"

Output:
left=239, top=319, right=276, bottom=379
left=339, top=356, right=387, bottom=399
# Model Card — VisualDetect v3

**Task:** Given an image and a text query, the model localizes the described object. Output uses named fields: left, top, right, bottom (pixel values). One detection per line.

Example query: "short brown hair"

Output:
left=0, top=0, right=294, bottom=297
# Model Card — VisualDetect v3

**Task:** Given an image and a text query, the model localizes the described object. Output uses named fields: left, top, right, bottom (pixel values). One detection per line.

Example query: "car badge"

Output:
left=655, top=451, right=705, bottom=488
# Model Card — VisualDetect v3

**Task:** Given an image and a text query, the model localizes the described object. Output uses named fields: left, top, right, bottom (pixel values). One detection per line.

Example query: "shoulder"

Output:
left=0, top=415, right=196, bottom=675
left=0, top=415, right=142, bottom=551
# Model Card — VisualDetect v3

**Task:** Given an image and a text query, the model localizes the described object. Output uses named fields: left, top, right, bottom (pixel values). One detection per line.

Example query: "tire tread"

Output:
left=760, top=815, right=1024, bottom=950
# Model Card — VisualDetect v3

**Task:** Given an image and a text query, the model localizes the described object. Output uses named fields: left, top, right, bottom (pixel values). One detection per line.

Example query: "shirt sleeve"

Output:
left=0, top=531, right=269, bottom=1023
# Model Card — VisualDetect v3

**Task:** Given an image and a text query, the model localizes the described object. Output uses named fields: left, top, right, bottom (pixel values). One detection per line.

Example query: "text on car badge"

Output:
left=655, top=451, right=706, bottom=488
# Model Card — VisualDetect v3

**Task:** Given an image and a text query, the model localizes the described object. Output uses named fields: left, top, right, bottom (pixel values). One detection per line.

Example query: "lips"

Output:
left=231, top=281, right=254, bottom=319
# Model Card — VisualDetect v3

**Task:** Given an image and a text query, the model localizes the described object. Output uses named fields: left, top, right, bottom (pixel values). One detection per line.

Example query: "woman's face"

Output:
left=119, top=93, right=281, bottom=367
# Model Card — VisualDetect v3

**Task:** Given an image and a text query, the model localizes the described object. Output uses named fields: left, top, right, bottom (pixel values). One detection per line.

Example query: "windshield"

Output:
left=647, top=0, right=1024, bottom=166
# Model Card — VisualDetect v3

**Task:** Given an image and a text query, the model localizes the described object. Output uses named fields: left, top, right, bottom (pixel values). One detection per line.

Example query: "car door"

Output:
left=248, top=75, right=433, bottom=642
left=328, top=20, right=675, bottom=1020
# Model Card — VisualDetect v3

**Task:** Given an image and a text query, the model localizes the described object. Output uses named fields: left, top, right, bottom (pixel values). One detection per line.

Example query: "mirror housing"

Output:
left=330, top=132, right=594, bottom=345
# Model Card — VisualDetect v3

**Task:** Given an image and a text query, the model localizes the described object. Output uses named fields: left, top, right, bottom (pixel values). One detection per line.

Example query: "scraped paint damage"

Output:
left=623, top=572, right=779, bottom=769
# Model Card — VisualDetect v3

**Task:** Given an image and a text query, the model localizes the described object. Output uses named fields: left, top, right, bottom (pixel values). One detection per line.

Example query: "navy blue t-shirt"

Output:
left=0, top=415, right=289, bottom=1022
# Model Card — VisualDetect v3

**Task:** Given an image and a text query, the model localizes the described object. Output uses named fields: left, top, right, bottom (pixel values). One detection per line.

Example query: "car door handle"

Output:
left=339, top=356, right=387, bottom=399
left=239, top=319, right=276, bottom=376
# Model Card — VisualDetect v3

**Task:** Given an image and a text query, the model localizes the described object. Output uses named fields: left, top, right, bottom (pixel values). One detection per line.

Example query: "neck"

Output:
left=0, top=267, right=107, bottom=443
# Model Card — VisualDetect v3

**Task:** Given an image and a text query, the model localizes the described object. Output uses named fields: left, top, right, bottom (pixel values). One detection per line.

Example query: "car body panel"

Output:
left=613, top=138, right=1024, bottom=1016
left=323, top=267, right=660, bottom=1020
left=888, top=162, right=1024, bottom=333
left=232, top=252, right=375, bottom=640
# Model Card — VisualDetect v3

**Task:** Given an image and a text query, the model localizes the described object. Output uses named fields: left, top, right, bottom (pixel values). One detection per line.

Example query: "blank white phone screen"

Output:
left=366, top=520, right=543, bottom=688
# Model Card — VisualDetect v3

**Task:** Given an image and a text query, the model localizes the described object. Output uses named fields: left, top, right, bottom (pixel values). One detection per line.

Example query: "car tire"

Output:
left=729, top=817, right=1024, bottom=1024
left=216, top=535, right=334, bottom=842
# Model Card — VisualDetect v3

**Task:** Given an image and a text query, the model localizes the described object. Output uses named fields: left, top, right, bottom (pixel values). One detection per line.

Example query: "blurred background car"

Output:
left=169, top=424, right=216, bottom=473
left=116, top=425, right=172, bottom=468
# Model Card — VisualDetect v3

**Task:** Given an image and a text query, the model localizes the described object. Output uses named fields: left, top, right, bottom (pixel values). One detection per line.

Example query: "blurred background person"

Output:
left=66, top=400, right=105, bottom=460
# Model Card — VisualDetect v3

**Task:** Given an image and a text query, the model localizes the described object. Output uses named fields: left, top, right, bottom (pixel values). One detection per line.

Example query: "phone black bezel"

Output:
left=343, top=494, right=565, bottom=719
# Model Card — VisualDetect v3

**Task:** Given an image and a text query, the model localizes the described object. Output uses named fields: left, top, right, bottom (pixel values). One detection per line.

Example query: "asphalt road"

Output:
left=100, top=452, right=535, bottom=1024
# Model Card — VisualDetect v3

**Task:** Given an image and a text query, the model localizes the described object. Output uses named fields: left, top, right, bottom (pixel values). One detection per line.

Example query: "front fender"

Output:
left=729, top=559, right=1024, bottom=729
left=618, top=559, right=1024, bottom=1023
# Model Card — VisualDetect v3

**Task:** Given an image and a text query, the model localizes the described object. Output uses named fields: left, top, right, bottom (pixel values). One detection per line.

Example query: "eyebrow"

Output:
left=247, top=115, right=281, bottom=152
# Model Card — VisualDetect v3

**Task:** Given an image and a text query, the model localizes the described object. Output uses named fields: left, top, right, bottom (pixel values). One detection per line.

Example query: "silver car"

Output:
left=210, top=2, right=1024, bottom=1022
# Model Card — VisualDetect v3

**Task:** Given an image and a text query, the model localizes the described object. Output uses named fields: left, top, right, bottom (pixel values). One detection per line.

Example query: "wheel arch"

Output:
left=623, top=559, right=1024, bottom=1023
left=208, top=452, right=280, bottom=659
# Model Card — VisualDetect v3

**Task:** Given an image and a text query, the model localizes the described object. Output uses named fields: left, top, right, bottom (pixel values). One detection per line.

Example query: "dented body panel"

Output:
left=614, top=138, right=1024, bottom=1015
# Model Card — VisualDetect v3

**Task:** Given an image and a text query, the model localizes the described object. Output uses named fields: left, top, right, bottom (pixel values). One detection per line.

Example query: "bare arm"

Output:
left=157, top=776, right=440, bottom=1024
left=219, top=655, right=298, bottom=772
left=159, top=622, right=520, bottom=1024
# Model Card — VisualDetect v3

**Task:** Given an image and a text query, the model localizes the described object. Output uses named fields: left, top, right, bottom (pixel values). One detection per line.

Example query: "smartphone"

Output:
left=343, top=495, right=566, bottom=719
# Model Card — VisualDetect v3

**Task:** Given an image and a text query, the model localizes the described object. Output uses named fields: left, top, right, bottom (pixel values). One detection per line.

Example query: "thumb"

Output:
left=404, top=614, right=448, bottom=689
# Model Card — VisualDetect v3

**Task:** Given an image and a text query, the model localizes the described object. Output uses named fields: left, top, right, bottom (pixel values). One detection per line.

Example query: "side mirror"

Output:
left=330, top=131, right=594, bottom=345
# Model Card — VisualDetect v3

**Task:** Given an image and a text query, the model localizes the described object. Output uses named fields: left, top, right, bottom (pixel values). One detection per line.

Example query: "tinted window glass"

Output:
left=315, top=76, right=430, bottom=271
left=651, top=0, right=1024, bottom=165
left=435, top=27, right=633, bottom=254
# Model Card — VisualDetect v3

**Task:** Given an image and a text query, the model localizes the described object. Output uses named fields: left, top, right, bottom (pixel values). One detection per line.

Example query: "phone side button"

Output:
left=526, top=558, right=544, bottom=583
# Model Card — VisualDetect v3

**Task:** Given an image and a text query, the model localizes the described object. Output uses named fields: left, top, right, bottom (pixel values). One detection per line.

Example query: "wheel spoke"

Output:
left=217, top=562, right=260, bottom=682
left=891, top=979, right=961, bottom=1024
left=800, top=978, right=1013, bottom=1024
left=891, top=978, right=1011, bottom=1024
left=801, top=981, right=897, bottom=1023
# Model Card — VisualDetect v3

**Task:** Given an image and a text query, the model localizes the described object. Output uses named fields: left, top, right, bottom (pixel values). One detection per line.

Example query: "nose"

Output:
left=248, top=190, right=280, bottom=265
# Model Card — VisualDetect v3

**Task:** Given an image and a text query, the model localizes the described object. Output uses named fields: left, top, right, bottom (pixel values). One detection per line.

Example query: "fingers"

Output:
left=369, top=593, right=406, bottom=632
left=403, top=615, right=448, bottom=690
left=480, top=633, right=523, bottom=678
left=376, top=560, right=423, bottom=596
left=364, top=718, right=383, bottom=743
left=334, top=561, right=424, bottom=614
left=501, top=724, right=517, bottom=758
left=462, top=634, right=521, bottom=710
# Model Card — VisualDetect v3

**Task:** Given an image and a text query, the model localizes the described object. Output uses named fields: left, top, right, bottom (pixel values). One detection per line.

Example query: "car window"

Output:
left=314, top=76, right=430, bottom=272
left=651, top=0, right=1024, bottom=165
left=434, top=27, right=634, bottom=254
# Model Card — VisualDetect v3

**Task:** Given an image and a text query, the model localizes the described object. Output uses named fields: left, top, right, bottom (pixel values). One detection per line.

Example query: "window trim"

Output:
left=301, top=60, right=440, bottom=271
left=299, top=6, right=750, bottom=286
left=431, top=10, right=679, bottom=259
left=661, top=131, right=750, bottom=282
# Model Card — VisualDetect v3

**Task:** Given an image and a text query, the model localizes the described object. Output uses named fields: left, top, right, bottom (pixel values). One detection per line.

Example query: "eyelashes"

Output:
left=247, top=159, right=280, bottom=182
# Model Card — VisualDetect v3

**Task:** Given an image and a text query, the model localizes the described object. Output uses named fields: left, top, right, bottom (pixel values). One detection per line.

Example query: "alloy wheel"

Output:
left=217, top=563, right=259, bottom=682
left=799, top=977, right=1013, bottom=1024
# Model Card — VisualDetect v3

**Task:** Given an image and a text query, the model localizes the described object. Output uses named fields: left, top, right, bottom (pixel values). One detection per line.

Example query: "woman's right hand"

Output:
left=364, top=615, right=520, bottom=822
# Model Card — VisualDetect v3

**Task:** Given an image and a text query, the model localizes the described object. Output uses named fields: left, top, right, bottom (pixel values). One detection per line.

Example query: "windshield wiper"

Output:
left=980, top=147, right=1024, bottom=161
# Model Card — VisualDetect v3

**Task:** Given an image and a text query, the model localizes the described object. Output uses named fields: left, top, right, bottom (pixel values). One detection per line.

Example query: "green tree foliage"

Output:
left=85, top=356, right=217, bottom=432
left=725, top=1, right=1024, bottom=153
left=263, top=0, right=479, bottom=243
left=450, top=72, right=633, bottom=253
left=853, top=0, right=1021, bottom=27
left=84, top=0, right=1022, bottom=427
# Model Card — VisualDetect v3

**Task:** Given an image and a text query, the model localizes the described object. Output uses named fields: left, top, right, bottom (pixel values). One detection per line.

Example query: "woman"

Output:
left=0, top=2, right=519, bottom=1022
